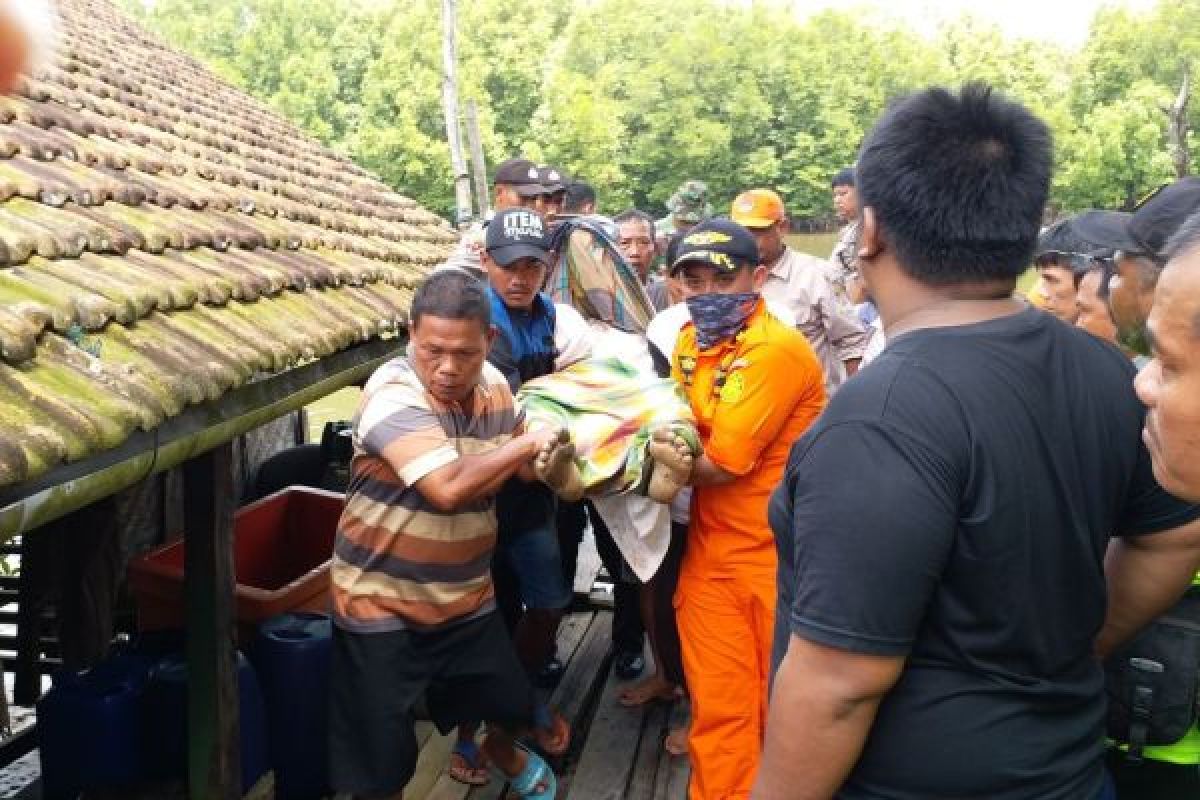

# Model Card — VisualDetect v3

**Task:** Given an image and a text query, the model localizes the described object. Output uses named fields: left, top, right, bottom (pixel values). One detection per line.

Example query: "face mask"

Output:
left=686, top=291, right=760, bottom=349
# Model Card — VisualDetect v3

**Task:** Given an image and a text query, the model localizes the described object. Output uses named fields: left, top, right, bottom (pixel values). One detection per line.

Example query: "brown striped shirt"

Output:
left=331, top=357, right=521, bottom=633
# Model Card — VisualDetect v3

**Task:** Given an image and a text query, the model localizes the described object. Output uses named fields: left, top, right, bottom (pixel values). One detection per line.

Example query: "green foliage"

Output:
left=117, top=0, right=1195, bottom=222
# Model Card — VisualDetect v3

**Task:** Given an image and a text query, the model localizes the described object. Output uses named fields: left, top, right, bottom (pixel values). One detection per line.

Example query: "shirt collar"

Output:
left=767, top=247, right=793, bottom=281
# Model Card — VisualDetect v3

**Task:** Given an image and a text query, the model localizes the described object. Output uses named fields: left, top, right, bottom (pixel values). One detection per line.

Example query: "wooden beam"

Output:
left=0, top=335, right=398, bottom=540
left=184, top=443, right=240, bottom=800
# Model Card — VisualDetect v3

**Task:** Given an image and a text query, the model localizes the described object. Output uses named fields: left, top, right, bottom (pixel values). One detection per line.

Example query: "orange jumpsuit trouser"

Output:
left=676, top=566, right=775, bottom=800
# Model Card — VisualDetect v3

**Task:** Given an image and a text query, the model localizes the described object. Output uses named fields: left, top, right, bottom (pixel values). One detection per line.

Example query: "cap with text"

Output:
left=669, top=217, right=760, bottom=275
left=486, top=208, right=552, bottom=267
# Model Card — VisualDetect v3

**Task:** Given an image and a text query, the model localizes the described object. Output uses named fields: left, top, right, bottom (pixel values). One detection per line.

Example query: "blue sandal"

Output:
left=447, top=739, right=490, bottom=786
left=508, top=742, right=557, bottom=800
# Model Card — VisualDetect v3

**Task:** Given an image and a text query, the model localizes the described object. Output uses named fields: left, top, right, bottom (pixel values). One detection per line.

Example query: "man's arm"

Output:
left=754, top=636, right=904, bottom=800
left=1096, top=517, right=1200, bottom=659
left=392, top=429, right=549, bottom=513
left=696, top=340, right=826, bottom=480
left=690, top=454, right=737, bottom=486
left=817, top=282, right=868, bottom=368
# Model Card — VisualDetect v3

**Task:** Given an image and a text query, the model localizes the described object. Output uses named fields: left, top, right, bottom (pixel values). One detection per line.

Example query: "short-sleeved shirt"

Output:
left=759, top=247, right=868, bottom=394
left=673, top=299, right=826, bottom=577
left=331, top=358, right=521, bottom=634
left=770, top=307, right=1200, bottom=799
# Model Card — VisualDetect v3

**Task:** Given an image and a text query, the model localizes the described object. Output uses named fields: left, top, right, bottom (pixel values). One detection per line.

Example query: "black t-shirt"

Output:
left=770, top=307, right=1200, bottom=800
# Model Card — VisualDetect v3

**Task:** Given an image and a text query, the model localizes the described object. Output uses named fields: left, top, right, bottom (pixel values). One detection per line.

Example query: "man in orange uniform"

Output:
left=649, top=218, right=826, bottom=799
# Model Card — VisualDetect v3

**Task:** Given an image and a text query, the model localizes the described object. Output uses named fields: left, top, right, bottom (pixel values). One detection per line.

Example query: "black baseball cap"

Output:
left=493, top=158, right=545, bottom=197
left=669, top=217, right=759, bottom=275
left=1071, top=177, right=1200, bottom=259
left=485, top=208, right=552, bottom=267
left=537, top=165, right=568, bottom=194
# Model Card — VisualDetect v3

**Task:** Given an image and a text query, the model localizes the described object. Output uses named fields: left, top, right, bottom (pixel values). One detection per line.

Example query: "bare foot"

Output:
left=646, top=427, right=696, bottom=503
left=534, top=427, right=585, bottom=502
left=617, top=674, right=677, bottom=708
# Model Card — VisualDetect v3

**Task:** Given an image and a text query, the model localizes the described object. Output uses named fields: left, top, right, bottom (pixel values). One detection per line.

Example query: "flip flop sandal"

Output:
left=447, top=739, right=490, bottom=786
left=532, top=703, right=571, bottom=757
left=508, top=742, right=557, bottom=800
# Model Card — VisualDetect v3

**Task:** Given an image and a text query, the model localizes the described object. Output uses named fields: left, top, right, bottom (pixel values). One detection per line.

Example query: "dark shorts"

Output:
left=499, top=519, right=572, bottom=610
left=328, top=612, right=535, bottom=796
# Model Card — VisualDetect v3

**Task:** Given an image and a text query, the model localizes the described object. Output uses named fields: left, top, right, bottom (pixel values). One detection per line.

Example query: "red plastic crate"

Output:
left=127, top=487, right=344, bottom=636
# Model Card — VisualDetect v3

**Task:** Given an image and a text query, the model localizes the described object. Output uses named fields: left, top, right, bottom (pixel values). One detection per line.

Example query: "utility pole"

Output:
left=466, top=99, right=490, bottom=218
left=441, top=0, right=472, bottom=227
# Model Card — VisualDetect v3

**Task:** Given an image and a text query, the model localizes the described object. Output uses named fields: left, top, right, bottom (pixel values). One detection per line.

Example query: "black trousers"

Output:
left=586, top=501, right=645, bottom=655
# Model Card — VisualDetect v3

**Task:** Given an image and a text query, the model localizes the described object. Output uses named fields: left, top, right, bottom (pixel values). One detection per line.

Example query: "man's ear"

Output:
left=858, top=207, right=883, bottom=261
left=751, top=264, right=769, bottom=291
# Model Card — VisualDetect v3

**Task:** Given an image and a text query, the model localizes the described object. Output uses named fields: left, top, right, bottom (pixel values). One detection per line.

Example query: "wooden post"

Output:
left=184, top=443, right=240, bottom=800
left=466, top=99, right=489, bottom=218
left=13, top=535, right=44, bottom=707
left=441, top=0, right=473, bottom=227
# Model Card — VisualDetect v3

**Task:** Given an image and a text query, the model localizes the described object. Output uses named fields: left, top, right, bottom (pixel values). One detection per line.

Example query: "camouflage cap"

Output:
left=666, top=180, right=713, bottom=224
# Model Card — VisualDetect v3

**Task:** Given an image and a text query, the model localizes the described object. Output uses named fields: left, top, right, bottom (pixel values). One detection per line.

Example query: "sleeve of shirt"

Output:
left=817, top=279, right=868, bottom=361
left=357, top=386, right=458, bottom=487
left=553, top=303, right=594, bottom=370
left=784, top=422, right=959, bottom=656
left=705, top=338, right=825, bottom=476
left=1118, top=428, right=1200, bottom=536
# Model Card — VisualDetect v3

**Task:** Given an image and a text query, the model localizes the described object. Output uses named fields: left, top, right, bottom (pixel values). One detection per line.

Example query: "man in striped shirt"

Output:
left=329, top=270, right=561, bottom=800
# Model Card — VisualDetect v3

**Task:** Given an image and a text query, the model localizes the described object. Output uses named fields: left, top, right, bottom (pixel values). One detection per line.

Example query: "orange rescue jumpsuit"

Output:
left=672, top=300, right=826, bottom=800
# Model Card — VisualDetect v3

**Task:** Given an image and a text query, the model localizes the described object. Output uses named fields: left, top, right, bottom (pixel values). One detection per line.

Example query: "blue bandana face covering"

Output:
left=685, top=291, right=759, bottom=349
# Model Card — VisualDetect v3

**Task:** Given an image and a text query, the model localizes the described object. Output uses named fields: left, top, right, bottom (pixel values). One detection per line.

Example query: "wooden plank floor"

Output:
left=402, top=608, right=690, bottom=800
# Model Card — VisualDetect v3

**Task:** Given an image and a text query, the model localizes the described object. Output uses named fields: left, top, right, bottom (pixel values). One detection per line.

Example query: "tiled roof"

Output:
left=0, top=0, right=455, bottom=489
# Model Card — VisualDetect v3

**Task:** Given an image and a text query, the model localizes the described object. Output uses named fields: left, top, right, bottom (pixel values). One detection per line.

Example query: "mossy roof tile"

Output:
left=0, top=0, right=456, bottom=489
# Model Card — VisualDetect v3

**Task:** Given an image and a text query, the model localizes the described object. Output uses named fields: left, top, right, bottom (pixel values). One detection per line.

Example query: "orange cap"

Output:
left=731, top=189, right=786, bottom=229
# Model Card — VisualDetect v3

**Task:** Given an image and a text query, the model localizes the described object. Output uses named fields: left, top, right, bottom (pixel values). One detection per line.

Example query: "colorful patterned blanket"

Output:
left=517, top=357, right=697, bottom=495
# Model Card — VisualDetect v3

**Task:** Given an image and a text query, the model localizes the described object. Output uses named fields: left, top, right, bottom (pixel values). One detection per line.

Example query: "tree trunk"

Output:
left=466, top=99, right=489, bottom=219
left=441, top=0, right=473, bottom=227
left=1166, top=66, right=1191, bottom=179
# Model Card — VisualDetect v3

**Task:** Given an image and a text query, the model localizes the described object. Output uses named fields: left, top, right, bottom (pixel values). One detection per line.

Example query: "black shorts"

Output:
left=328, top=612, right=535, bottom=796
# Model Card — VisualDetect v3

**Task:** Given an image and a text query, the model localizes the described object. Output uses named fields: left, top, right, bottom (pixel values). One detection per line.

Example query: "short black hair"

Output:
left=614, top=209, right=656, bottom=240
left=562, top=181, right=596, bottom=213
left=857, top=83, right=1052, bottom=287
left=1163, top=209, right=1200, bottom=339
left=831, top=167, right=855, bottom=188
left=410, top=269, right=491, bottom=331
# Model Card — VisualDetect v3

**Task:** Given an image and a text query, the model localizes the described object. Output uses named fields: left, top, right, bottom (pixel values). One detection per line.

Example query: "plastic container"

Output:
left=37, top=653, right=157, bottom=799
left=141, top=650, right=270, bottom=793
left=252, top=612, right=333, bottom=799
left=127, top=487, right=344, bottom=638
